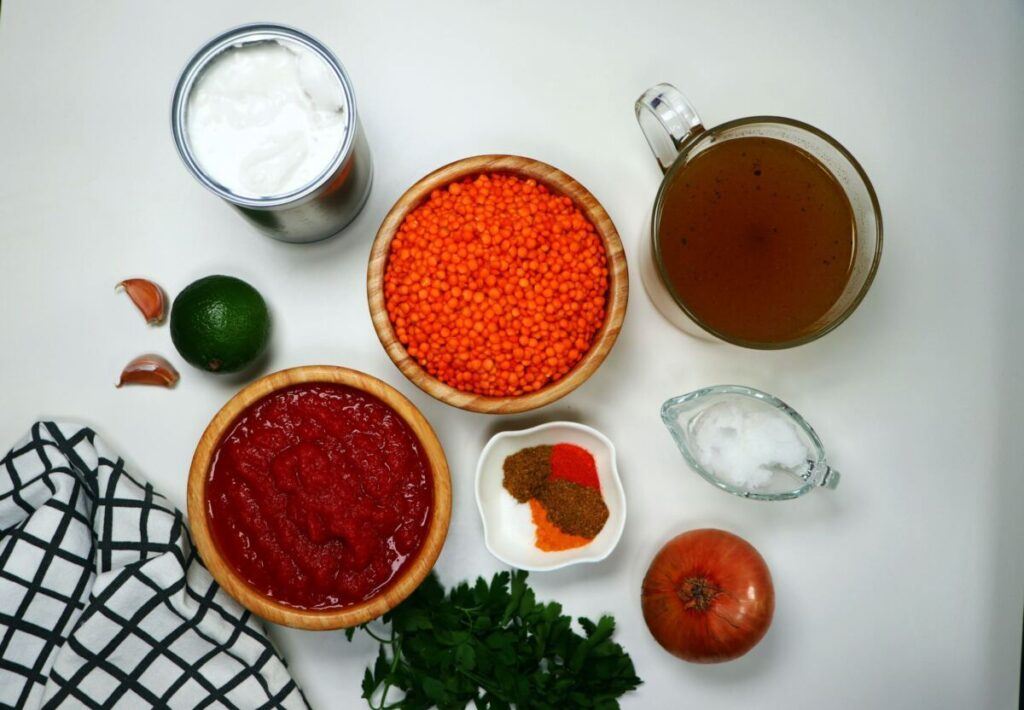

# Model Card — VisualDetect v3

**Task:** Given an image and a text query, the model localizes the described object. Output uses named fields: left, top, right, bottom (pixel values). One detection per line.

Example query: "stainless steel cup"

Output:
left=171, top=23, right=373, bottom=244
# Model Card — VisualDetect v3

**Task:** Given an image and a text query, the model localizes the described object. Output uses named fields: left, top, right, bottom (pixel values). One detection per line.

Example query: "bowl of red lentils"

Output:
left=367, top=154, right=628, bottom=413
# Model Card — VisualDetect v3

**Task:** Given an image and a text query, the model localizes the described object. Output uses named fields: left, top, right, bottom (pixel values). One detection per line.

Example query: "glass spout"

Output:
left=805, top=460, right=840, bottom=490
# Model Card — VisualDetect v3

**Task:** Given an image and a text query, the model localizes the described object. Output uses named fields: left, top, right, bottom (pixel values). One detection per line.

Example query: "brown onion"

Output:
left=641, top=528, right=774, bottom=663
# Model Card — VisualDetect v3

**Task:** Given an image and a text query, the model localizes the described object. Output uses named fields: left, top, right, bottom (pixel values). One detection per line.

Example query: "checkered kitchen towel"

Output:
left=0, top=422, right=309, bottom=709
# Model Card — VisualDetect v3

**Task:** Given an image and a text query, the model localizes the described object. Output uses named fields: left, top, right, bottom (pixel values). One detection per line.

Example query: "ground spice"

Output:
left=383, top=173, right=609, bottom=397
left=502, top=445, right=552, bottom=502
left=529, top=499, right=591, bottom=552
left=550, top=443, right=600, bottom=490
left=500, top=442, right=609, bottom=550
left=536, top=478, right=609, bottom=539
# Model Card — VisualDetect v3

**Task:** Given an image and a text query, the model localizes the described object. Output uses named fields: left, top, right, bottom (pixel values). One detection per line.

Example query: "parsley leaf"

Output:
left=346, top=570, right=641, bottom=709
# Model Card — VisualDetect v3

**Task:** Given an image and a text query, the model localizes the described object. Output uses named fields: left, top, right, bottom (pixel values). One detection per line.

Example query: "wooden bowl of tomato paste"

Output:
left=368, top=154, right=628, bottom=414
left=187, top=365, right=451, bottom=629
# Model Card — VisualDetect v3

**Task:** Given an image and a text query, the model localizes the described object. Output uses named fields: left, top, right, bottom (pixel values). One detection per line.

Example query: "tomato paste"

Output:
left=206, top=383, right=433, bottom=609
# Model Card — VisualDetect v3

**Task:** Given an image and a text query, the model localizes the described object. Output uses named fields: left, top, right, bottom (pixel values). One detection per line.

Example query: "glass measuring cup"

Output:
left=661, top=385, right=840, bottom=501
left=634, top=83, right=882, bottom=347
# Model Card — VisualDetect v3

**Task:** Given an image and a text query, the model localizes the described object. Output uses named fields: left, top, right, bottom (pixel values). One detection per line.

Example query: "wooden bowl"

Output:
left=367, top=154, right=628, bottom=414
left=187, top=365, right=452, bottom=630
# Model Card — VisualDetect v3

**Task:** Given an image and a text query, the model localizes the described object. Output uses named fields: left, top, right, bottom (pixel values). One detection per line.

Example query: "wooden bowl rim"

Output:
left=367, top=154, right=628, bottom=414
left=186, top=364, right=452, bottom=630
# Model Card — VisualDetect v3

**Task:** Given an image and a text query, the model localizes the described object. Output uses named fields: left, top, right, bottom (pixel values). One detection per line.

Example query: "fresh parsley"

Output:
left=344, top=570, right=642, bottom=709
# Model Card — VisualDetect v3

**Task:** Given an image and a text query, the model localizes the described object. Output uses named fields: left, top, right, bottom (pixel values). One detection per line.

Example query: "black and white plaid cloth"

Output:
left=0, top=422, right=309, bottom=709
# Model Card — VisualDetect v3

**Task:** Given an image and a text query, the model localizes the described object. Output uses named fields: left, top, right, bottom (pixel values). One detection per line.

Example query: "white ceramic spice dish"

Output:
left=475, top=421, right=626, bottom=571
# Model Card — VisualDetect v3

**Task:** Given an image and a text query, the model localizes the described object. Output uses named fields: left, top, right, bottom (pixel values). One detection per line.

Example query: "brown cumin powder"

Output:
left=536, top=478, right=609, bottom=539
left=502, top=445, right=552, bottom=502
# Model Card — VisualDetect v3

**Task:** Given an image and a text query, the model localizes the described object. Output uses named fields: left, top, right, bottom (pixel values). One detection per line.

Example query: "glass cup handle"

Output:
left=635, top=83, right=704, bottom=173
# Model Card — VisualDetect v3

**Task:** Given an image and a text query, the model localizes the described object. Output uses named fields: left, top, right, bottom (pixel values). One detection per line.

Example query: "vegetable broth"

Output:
left=656, top=136, right=855, bottom=344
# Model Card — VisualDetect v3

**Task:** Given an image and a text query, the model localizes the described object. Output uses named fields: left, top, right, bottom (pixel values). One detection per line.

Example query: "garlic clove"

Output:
left=117, top=354, right=180, bottom=388
left=116, top=278, right=167, bottom=324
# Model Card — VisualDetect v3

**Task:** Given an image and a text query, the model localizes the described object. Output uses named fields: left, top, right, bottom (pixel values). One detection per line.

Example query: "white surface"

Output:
left=187, top=37, right=348, bottom=198
left=475, top=422, right=626, bottom=570
left=1, top=1, right=1021, bottom=708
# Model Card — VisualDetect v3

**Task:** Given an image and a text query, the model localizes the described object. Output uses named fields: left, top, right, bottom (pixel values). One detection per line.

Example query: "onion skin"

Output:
left=641, top=528, right=774, bottom=663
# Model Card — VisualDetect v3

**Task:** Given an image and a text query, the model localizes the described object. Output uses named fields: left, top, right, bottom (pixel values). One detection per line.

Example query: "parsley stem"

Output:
left=364, top=626, right=393, bottom=645
left=460, top=670, right=512, bottom=702
left=376, top=627, right=401, bottom=710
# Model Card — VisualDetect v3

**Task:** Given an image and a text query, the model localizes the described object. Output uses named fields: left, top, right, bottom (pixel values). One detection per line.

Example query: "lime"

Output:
left=170, top=275, right=270, bottom=374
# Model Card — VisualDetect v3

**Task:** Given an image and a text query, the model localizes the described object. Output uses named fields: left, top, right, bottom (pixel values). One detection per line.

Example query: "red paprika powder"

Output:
left=550, top=443, right=600, bottom=490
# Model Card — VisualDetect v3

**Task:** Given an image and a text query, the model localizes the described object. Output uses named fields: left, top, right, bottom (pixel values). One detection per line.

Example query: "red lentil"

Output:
left=383, top=173, right=609, bottom=397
